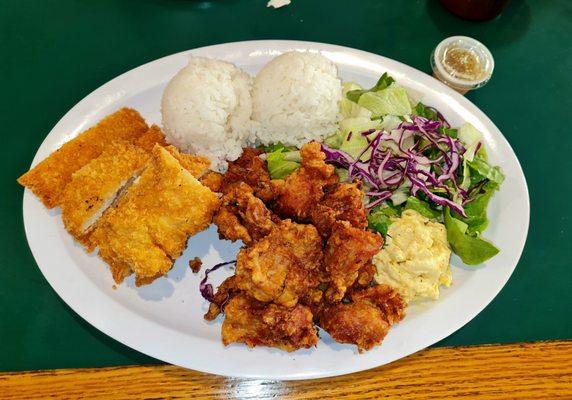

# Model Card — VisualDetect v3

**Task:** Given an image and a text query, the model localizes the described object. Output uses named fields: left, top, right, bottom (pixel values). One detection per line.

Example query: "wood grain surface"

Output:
left=1, top=340, right=570, bottom=400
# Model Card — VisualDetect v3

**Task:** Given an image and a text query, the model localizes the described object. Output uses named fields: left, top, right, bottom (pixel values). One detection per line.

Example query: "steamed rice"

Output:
left=161, top=56, right=253, bottom=171
left=251, top=51, right=342, bottom=146
left=161, top=52, right=343, bottom=170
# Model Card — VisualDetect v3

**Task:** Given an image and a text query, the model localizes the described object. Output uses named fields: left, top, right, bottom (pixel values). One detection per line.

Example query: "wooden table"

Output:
left=2, top=341, right=571, bottom=399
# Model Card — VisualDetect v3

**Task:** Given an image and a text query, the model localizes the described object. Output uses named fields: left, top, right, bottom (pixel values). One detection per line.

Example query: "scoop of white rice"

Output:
left=251, top=51, right=342, bottom=146
left=161, top=56, right=252, bottom=171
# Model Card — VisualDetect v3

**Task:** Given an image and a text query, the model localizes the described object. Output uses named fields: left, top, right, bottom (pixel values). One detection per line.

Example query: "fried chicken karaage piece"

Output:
left=220, top=148, right=274, bottom=202
left=235, top=220, right=323, bottom=307
left=350, top=285, right=406, bottom=325
left=319, top=285, right=405, bottom=351
left=199, top=171, right=223, bottom=192
left=222, top=294, right=318, bottom=351
left=214, top=182, right=278, bottom=244
left=311, top=181, right=368, bottom=238
left=18, top=108, right=149, bottom=208
left=324, top=221, right=383, bottom=302
left=355, top=262, right=377, bottom=288
left=272, top=142, right=338, bottom=222
left=204, top=276, right=241, bottom=321
left=319, top=301, right=389, bottom=351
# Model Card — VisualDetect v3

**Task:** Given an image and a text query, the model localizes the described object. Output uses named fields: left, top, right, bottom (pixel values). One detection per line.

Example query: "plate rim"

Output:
left=22, top=39, right=530, bottom=380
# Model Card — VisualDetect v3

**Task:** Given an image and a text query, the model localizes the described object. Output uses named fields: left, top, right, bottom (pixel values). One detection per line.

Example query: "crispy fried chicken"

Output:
left=318, top=285, right=405, bottom=351
left=272, top=142, right=338, bottom=222
left=204, top=276, right=241, bottom=321
left=220, top=148, right=274, bottom=202
left=214, top=182, right=278, bottom=244
left=324, top=221, right=383, bottom=302
left=222, top=294, right=318, bottom=351
left=311, top=181, right=368, bottom=238
left=235, top=220, right=323, bottom=307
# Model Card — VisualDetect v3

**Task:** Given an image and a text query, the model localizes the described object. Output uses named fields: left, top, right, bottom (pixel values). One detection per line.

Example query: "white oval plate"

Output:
left=23, top=40, right=529, bottom=380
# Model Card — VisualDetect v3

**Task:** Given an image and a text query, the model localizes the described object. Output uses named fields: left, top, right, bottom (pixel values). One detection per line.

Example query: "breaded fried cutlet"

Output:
left=135, top=124, right=168, bottom=151
left=18, top=108, right=149, bottom=208
left=60, top=141, right=149, bottom=246
left=91, top=145, right=220, bottom=286
left=164, top=145, right=211, bottom=178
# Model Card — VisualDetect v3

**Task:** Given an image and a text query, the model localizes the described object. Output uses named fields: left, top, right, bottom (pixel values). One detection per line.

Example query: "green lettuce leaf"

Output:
left=346, top=73, right=395, bottom=103
left=324, top=130, right=346, bottom=148
left=467, top=156, right=505, bottom=185
left=444, top=208, right=499, bottom=265
left=414, top=102, right=439, bottom=121
left=458, top=123, right=490, bottom=190
left=265, top=146, right=301, bottom=179
left=357, top=87, right=412, bottom=117
left=338, top=117, right=380, bottom=159
left=404, top=197, right=441, bottom=219
left=455, top=181, right=499, bottom=235
left=341, top=82, right=372, bottom=118
left=324, top=117, right=379, bottom=159
left=438, top=126, right=458, bottom=138
left=367, top=204, right=400, bottom=238
left=335, top=167, right=349, bottom=182
left=264, top=142, right=297, bottom=153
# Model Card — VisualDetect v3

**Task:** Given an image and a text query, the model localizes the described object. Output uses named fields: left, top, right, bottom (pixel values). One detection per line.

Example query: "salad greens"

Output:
left=367, top=204, right=399, bottom=238
left=444, top=208, right=499, bottom=265
left=325, top=73, right=504, bottom=265
left=264, top=143, right=300, bottom=179
left=346, top=72, right=395, bottom=103
left=263, top=72, right=504, bottom=265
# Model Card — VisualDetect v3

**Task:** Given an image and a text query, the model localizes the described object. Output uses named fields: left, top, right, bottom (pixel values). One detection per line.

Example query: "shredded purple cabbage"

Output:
left=199, top=260, right=236, bottom=304
left=322, top=116, right=469, bottom=217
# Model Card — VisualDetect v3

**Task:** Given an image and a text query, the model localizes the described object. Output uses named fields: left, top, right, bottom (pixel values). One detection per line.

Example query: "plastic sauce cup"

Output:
left=431, top=36, right=494, bottom=94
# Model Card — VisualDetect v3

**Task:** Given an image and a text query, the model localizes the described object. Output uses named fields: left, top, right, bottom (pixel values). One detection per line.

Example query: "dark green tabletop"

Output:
left=1, top=0, right=571, bottom=372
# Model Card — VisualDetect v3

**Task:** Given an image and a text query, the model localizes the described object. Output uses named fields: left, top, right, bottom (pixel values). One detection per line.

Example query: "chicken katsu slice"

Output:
left=272, top=142, right=338, bottom=222
left=91, top=145, right=220, bottom=286
left=214, top=182, right=278, bottom=244
left=319, top=285, right=405, bottom=351
left=220, top=148, right=274, bottom=201
left=311, top=181, right=368, bottom=238
left=136, top=124, right=210, bottom=177
left=134, top=124, right=168, bottom=151
left=164, top=145, right=211, bottom=178
left=18, top=108, right=148, bottom=208
left=222, top=294, right=318, bottom=351
left=60, top=141, right=149, bottom=245
left=324, top=221, right=383, bottom=302
left=235, top=220, right=322, bottom=307
left=60, top=125, right=176, bottom=246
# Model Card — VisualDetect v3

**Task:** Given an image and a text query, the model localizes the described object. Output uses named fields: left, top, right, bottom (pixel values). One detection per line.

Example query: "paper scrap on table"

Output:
left=267, top=0, right=291, bottom=8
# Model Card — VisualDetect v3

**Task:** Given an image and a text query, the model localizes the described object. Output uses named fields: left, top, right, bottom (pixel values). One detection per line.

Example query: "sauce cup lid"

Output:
left=431, top=36, right=494, bottom=90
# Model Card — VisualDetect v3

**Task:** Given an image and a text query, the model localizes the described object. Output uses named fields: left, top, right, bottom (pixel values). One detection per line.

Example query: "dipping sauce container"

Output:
left=431, top=36, right=494, bottom=94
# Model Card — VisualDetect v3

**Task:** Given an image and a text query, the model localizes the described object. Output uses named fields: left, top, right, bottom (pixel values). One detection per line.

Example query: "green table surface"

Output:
left=1, top=0, right=571, bottom=372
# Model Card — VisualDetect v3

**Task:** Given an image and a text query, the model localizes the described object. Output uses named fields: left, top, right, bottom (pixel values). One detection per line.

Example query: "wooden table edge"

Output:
left=2, top=340, right=571, bottom=399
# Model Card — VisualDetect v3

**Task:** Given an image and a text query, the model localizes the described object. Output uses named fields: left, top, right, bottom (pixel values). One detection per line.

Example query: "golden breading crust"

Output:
left=135, top=124, right=168, bottom=151
left=91, top=145, right=220, bottom=286
left=18, top=108, right=149, bottom=208
left=222, top=294, right=318, bottom=352
left=60, top=141, right=149, bottom=245
left=164, top=145, right=211, bottom=178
